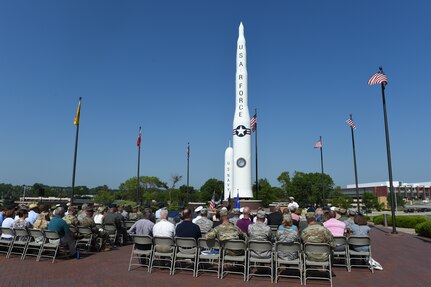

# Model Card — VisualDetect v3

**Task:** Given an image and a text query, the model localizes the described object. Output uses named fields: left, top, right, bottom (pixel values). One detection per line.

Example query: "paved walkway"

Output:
left=0, top=226, right=430, bottom=287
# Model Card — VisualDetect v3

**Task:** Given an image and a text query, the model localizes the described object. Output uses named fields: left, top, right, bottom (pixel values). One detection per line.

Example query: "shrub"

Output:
left=371, top=215, right=428, bottom=229
left=415, top=221, right=431, bottom=238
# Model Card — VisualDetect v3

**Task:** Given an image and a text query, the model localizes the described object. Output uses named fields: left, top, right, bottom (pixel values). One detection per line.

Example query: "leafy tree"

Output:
left=170, top=174, right=183, bottom=189
left=287, top=171, right=334, bottom=207
left=199, top=179, right=224, bottom=203
left=118, top=176, right=168, bottom=203
left=329, top=189, right=353, bottom=209
left=277, top=171, right=292, bottom=200
left=253, top=178, right=284, bottom=207
left=362, top=192, right=382, bottom=211
left=94, top=189, right=116, bottom=205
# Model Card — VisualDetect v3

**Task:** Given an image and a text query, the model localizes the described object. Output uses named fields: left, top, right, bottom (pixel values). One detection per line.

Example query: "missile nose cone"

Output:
left=239, top=22, right=244, bottom=35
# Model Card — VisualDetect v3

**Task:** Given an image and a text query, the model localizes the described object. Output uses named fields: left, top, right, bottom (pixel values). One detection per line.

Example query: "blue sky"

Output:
left=1, top=1, right=430, bottom=190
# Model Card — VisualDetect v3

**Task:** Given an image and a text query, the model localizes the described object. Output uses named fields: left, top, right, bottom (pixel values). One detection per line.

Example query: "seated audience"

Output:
left=276, top=214, right=299, bottom=260
left=301, top=214, right=335, bottom=262
left=47, top=207, right=77, bottom=257
left=323, top=210, right=346, bottom=236
left=195, top=208, right=213, bottom=233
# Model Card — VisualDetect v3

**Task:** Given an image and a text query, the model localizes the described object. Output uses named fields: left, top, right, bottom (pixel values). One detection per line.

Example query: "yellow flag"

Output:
left=74, top=99, right=81, bottom=125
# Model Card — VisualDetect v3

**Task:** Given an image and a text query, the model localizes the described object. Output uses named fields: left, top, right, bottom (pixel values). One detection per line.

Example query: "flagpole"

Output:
left=319, top=136, right=325, bottom=206
left=71, top=97, right=82, bottom=205
left=137, top=127, right=141, bottom=204
left=186, top=142, right=190, bottom=204
left=254, top=108, right=259, bottom=199
left=349, top=114, right=360, bottom=212
left=379, top=68, right=397, bottom=234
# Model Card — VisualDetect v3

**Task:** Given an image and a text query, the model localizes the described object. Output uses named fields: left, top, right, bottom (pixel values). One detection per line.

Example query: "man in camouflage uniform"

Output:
left=205, top=209, right=247, bottom=255
left=229, top=208, right=241, bottom=225
left=80, top=208, right=108, bottom=251
left=248, top=210, right=272, bottom=257
left=301, top=215, right=335, bottom=262
left=195, top=208, right=213, bottom=233
left=64, top=206, right=79, bottom=226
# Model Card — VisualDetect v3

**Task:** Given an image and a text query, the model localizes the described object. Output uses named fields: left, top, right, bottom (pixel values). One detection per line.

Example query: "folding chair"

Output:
left=75, top=226, right=94, bottom=252
left=333, top=236, right=349, bottom=271
left=348, top=236, right=373, bottom=273
left=23, top=229, right=45, bottom=261
left=221, top=239, right=247, bottom=281
left=128, top=235, right=153, bottom=272
left=8, top=228, right=30, bottom=259
left=39, top=230, right=65, bottom=263
left=275, top=241, right=303, bottom=284
left=196, top=238, right=221, bottom=278
left=150, top=236, right=175, bottom=275
left=103, top=224, right=118, bottom=247
left=0, top=228, right=15, bottom=257
left=247, top=240, right=274, bottom=282
left=303, top=243, right=333, bottom=287
left=173, top=237, right=198, bottom=276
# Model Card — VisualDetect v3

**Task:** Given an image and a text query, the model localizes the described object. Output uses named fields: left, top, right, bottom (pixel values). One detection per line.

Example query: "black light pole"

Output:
left=186, top=142, right=190, bottom=204
left=348, top=114, right=361, bottom=212
left=71, top=97, right=82, bottom=206
left=137, top=127, right=142, bottom=204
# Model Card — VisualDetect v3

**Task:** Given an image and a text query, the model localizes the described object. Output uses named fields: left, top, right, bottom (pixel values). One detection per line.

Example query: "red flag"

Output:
left=137, top=127, right=142, bottom=147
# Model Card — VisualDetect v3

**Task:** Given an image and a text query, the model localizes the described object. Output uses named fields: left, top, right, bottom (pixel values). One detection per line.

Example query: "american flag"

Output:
left=368, top=70, right=388, bottom=85
left=346, top=119, right=356, bottom=129
left=250, top=114, right=257, bottom=132
left=314, top=139, right=322, bottom=148
left=210, top=192, right=216, bottom=211
left=136, top=127, right=142, bottom=147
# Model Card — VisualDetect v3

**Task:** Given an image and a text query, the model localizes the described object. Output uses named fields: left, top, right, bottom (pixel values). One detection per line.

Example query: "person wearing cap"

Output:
left=80, top=207, right=109, bottom=251
left=236, top=206, right=253, bottom=234
left=27, top=203, right=39, bottom=225
left=301, top=214, right=335, bottom=262
left=176, top=208, right=201, bottom=241
left=103, top=204, right=126, bottom=246
left=323, top=210, right=346, bottom=237
left=248, top=210, right=272, bottom=244
left=205, top=208, right=247, bottom=255
left=229, top=208, right=241, bottom=225
left=288, top=196, right=299, bottom=209
left=77, top=203, right=88, bottom=222
left=194, top=208, right=213, bottom=233
left=249, top=223, right=272, bottom=256
left=192, top=206, right=204, bottom=223
left=64, top=206, right=79, bottom=226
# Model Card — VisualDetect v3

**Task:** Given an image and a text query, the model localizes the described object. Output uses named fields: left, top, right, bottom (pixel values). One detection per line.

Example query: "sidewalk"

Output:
left=0, top=226, right=430, bottom=287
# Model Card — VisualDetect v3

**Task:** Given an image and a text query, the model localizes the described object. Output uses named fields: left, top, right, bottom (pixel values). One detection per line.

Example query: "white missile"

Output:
left=232, top=22, right=253, bottom=198
left=224, top=142, right=233, bottom=200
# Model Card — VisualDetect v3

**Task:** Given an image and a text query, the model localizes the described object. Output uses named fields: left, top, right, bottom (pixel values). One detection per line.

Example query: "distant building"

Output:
left=340, top=181, right=431, bottom=208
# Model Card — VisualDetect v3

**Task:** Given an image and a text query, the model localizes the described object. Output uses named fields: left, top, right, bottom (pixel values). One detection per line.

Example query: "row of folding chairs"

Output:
left=0, top=227, right=67, bottom=263
left=333, top=236, right=373, bottom=273
left=128, top=235, right=372, bottom=286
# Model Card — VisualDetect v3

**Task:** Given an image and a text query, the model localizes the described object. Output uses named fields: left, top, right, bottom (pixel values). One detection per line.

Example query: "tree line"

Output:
left=1, top=171, right=390, bottom=211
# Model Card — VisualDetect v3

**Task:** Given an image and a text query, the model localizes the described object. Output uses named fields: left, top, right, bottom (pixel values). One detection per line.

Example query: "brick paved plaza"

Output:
left=0, top=226, right=430, bottom=287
